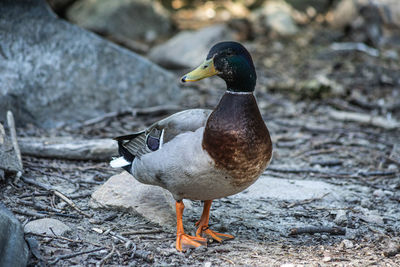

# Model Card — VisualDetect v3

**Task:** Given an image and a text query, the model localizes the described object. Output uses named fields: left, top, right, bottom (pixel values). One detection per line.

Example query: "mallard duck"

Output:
left=110, top=41, right=272, bottom=252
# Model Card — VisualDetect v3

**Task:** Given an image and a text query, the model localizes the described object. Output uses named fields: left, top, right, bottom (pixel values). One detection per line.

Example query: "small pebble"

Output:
left=388, top=164, right=398, bottom=170
left=204, top=262, right=212, bottom=267
left=373, top=189, right=385, bottom=197
left=92, top=227, right=103, bottom=234
left=341, top=239, right=354, bottom=249
left=361, top=199, right=372, bottom=208
left=373, top=189, right=394, bottom=197
left=323, top=256, right=332, bottom=262
left=334, top=210, right=347, bottom=226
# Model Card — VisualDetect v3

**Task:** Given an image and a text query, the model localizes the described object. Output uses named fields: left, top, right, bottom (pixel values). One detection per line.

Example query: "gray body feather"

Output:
left=123, top=109, right=253, bottom=200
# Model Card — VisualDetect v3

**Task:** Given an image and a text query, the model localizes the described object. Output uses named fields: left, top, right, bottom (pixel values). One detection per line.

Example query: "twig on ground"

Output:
left=310, top=159, right=342, bottom=167
left=96, top=244, right=115, bottom=267
left=108, top=231, right=131, bottom=243
left=27, top=232, right=111, bottom=249
left=15, top=199, right=80, bottom=218
left=37, top=211, right=81, bottom=219
left=293, top=147, right=337, bottom=158
left=53, top=190, right=92, bottom=218
left=12, top=209, right=46, bottom=218
left=284, top=193, right=330, bottom=208
left=49, top=247, right=105, bottom=265
left=19, top=137, right=118, bottom=161
left=220, top=256, right=235, bottom=265
left=21, top=176, right=92, bottom=218
left=68, top=191, right=93, bottom=199
left=289, top=226, right=346, bottom=236
left=121, top=229, right=163, bottom=236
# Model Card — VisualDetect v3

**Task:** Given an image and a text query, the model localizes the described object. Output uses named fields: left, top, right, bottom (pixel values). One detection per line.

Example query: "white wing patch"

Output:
left=110, top=157, right=131, bottom=168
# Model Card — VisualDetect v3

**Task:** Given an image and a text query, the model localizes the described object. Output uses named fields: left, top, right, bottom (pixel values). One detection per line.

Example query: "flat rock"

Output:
left=148, top=24, right=234, bottom=69
left=67, top=0, right=171, bottom=42
left=235, top=175, right=352, bottom=202
left=90, top=172, right=188, bottom=227
left=24, top=218, right=71, bottom=236
left=0, top=0, right=181, bottom=128
left=0, top=203, right=29, bottom=267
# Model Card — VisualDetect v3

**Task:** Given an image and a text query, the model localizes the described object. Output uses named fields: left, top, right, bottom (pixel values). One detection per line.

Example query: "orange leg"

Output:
left=195, top=200, right=234, bottom=243
left=175, top=200, right=207, bottom=252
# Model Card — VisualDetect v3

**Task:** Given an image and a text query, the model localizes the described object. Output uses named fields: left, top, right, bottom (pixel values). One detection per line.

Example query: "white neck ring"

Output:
left=225, top=90, right=253, bottom=95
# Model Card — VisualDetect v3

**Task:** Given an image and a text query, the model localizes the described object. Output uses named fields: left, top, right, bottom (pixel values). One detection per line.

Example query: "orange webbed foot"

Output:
left=176, top=233, right=207, bottom=252
left=196, top=225, right=234, bottom=243
left=195, top=200, right=235, bottom=244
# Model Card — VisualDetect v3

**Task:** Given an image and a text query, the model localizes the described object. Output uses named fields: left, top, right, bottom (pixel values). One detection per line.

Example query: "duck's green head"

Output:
left=181, top=41, right=257, bottom=92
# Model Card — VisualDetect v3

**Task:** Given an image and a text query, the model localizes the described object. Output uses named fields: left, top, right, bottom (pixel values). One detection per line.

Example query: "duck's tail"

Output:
left=110, top=133, right=141, bottom=173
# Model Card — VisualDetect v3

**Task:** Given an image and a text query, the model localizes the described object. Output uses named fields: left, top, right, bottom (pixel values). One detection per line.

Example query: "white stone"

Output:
left=341, top=239, right=354, bottom=249
left=90, top=172, right=191, bottom=227
left=24, top=218, right=71, bottom=236
left=334, top=210, right=348, bottom=226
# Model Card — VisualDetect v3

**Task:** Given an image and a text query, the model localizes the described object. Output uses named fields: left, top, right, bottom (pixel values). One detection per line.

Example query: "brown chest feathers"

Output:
left=202, top=93, right=272, bottom=187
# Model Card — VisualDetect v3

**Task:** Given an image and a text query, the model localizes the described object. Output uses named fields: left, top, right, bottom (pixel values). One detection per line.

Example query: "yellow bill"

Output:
left=181, top=58, right=219, bottom=83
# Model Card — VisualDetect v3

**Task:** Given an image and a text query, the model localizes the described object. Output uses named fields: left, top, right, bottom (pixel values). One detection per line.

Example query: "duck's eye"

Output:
left=202, top=65, right=208, bottom=69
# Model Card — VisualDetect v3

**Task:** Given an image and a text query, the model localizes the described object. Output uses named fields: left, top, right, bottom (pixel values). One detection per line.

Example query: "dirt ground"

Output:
left=1, top=25, right=400, bottom=266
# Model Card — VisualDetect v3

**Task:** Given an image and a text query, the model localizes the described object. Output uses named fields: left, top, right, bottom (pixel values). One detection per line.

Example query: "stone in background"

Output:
left=67, top=0, right=171, bottom=43
left=0, top=0, right=181, bottom=128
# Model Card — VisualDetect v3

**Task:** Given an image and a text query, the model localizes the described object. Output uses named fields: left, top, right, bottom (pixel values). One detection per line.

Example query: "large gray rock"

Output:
left=0, top=0, right=181, bottom=128
left=67, top=0, right=171, bottom=42
left=0, top=203, right=29, bottom=267
left=148, top=24, right=235, bottom=69
left=90, top=172, right=191, bottom=228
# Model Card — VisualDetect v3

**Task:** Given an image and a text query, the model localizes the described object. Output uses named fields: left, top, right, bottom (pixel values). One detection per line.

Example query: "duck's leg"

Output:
left=175, top=200, right=207, bottom=252
left=195, top=200, right=234, bottom=243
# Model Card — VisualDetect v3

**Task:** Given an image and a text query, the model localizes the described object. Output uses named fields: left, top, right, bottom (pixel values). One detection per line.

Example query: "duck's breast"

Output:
left=202, top=93, right=273, bottom=187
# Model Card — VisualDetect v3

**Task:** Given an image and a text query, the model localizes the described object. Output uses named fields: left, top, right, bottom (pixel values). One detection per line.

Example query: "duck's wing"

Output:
left=111, top=109, right=212, bottom=169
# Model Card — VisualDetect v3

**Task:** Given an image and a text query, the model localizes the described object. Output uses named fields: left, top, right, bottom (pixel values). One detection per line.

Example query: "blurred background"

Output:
left=48, top=0, right=400, bottom=132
